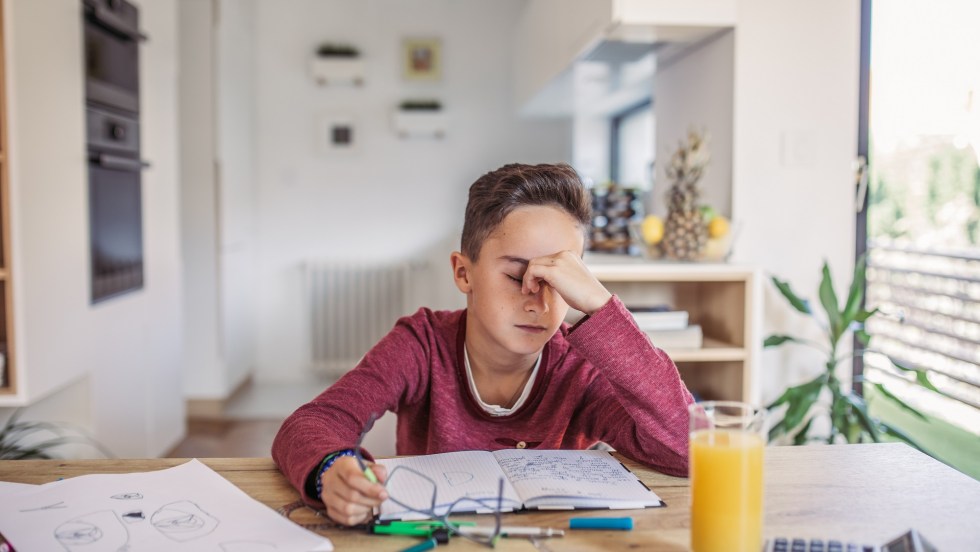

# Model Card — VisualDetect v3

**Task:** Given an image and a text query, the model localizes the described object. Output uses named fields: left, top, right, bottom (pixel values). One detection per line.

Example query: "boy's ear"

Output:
left=450, top=251, right=473, bottom=294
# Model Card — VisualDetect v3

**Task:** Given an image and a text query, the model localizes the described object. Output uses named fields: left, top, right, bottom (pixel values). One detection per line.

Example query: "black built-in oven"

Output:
left=83, top=0, right=148, bottom=303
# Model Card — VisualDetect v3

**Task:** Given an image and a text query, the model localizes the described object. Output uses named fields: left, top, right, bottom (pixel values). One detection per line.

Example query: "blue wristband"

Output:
left=314, top=449, right=357, bottom=498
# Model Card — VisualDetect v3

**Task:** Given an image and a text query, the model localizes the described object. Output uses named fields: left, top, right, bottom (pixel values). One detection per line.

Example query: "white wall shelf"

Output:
left=310, top=57, right=365, bottom=86
left=392, top=110, right=447, bottom=139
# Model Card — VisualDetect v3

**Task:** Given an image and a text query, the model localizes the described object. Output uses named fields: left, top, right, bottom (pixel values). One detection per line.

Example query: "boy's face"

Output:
left=452, top=205, right=585, bottom=360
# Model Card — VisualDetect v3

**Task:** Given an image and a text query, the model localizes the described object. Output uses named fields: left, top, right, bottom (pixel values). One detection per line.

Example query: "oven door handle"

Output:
left=95, top=154, right=151, bottom=172
left=90, top=4, right=148, bottom=42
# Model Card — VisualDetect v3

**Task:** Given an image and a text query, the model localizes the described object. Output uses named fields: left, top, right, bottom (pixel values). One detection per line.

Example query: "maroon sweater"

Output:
left=272, top=295, right=695, bottom=503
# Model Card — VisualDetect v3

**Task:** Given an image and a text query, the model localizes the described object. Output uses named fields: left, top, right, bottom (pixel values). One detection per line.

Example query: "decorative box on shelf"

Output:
left=310, top=44, right=364, bottom=86
left=392, top=100, right=446, bottom=139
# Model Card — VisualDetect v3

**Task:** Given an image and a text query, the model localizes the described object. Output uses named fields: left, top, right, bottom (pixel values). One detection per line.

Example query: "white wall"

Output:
left=178, top=0, right=222, bottom=398
left=214, top=0, right=257, bottom=395
left=252, top=0, right=571, bottom=382
left=179, top=0, right=256, bottom=401
left=653, top=30, right=734, bottom=219
left=0, top=0, right=185, bottom=457
left=730, top=0, right=860, bottom=399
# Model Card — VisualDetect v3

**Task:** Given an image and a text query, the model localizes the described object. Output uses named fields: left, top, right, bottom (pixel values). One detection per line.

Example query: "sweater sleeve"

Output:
left=271, top=312, right=432, bottom=504
left=565, top=295, right=694, bottom=477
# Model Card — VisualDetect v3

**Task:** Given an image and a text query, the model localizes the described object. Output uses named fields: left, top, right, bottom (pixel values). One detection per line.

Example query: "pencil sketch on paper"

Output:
left=443, top=471, right=474, bottom=486
left=20, top=500, right=67, bottom=512
left=121, top=510, right=144, bottom=522
left=220, top=541, right=279, bottom=551
left=150, top=500, right=219, bottom=542
left=54, top=510, right=129, bottom=552
left=111, top=492, right=143, bottom=500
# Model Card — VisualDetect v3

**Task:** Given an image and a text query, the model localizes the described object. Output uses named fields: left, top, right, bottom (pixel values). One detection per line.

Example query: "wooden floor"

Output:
left=166, top=419, right=283, bottom=458
left=165, top=378, right=398, bottom=459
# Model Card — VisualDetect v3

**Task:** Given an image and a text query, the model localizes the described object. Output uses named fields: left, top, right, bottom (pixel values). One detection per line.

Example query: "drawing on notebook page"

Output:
left=54, top=510, right=129, bottom=552
left=19, top=501, right=66, bottom=512
left=111, top=492, right=143, bottom=500
left=443, top=471, right=475, bottom=486
left=121, top=510, right=144, bottom=522
left=150, top=500, right=219, bottom=542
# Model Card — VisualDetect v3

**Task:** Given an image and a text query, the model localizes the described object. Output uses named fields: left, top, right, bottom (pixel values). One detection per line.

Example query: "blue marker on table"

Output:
left=569, top=517, right=634, bottom=531
left=398, top=537, right=438, bottom=552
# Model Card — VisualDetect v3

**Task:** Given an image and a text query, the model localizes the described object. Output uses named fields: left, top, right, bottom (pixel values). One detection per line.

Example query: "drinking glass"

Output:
left=689, top=401, right=765, bottom=552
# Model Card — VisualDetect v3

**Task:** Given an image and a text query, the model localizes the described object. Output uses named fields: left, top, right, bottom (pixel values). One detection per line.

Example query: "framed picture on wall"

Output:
left=401, top=37, right=442, bottom=81
left=317, top=113, right=357, bottom=155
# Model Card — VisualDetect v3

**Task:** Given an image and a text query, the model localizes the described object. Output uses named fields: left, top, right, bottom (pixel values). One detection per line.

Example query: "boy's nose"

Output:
left=524, top=284, right=551, bottom=314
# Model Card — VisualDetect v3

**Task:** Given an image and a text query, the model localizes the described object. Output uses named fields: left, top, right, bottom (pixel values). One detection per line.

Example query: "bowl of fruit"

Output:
left=630, top=206, right=736, bottom=262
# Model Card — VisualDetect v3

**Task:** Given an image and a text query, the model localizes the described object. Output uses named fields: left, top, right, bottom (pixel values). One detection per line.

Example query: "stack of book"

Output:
left=628, top=305, right=703, bottom=350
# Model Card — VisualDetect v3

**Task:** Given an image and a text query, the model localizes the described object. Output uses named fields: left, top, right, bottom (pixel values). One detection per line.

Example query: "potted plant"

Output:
left=393, top=99, right=446, bottom=139
left=765, top=256, right=942, bottom=448
left=311, top=43, right=364, bottom=86
left=0, top=409, right=113, bottom=459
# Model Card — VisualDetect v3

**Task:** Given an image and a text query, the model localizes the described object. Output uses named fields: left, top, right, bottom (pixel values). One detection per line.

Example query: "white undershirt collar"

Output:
left=463, top=345, right=541, bottom=417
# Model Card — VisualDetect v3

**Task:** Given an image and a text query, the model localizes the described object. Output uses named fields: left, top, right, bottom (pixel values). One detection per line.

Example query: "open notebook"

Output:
left=375, top=449, right=664, bottom=521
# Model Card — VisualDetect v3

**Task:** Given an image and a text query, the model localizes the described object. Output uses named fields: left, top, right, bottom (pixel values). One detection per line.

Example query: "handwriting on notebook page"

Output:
left=495, top=450, right=633, bottom=485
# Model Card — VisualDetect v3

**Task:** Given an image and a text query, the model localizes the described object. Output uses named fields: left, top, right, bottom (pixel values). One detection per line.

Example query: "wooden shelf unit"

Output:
left=586, top=255, right=760, bottom=403
left=0, top=0, right=13, bottom=396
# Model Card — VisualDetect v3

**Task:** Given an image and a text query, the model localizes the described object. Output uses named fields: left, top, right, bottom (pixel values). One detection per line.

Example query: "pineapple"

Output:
left=661, top=130, right=710, bottom=261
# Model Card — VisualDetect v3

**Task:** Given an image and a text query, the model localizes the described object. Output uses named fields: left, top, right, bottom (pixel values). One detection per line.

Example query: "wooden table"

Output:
left=1, top=443, right=978, bottom=551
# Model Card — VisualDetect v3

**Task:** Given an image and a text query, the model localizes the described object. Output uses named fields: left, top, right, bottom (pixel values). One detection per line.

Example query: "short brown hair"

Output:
left=461, top=163, right=592, bottom=260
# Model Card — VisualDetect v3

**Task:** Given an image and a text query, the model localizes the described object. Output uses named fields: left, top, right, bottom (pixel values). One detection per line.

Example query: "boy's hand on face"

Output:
left=319, top=456, right=389, bottom=526
left=522, top=250, right=612, bottom=315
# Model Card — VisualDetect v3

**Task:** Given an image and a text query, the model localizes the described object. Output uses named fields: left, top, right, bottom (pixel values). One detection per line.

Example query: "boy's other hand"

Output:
left=319, top=456, right=389, bottom=526
left=523, top=250, right=612, bottom=315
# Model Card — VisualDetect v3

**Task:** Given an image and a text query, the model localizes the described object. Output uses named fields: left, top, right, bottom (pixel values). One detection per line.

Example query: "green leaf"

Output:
left=819, top=261, right=843, bottom=341
left=843, top=393, right=880, bottom=443
left=792, top=416, right=815, bottom=445
left=855, top=307, right=879, bottom=323
left=914, top=371, right=943, bottom=394
left=779, top=375, right=826, bottom=437
left=888, top=357, right=920, bottom=374
left=884, top=358, right=945, bottom=395
left=764, top=334, right=800, bottom=347
left=856, top=328, right=871, bottom=346
left=878, top=421, right=929, bottom=453
left=841, top=255, right=867, bottom=329
left=767, top=417, right=787, bottom=442
left=871, top=383, right=929, bottom=421
left=771, top=276, right=812, bottom=315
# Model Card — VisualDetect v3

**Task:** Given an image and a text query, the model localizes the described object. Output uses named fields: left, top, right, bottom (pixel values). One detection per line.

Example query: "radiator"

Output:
left=305, top=261, right=420, bottom=375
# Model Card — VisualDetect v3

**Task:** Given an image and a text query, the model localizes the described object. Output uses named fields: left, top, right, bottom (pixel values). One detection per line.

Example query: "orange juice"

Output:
left=690, top=429, right=764, bottom=552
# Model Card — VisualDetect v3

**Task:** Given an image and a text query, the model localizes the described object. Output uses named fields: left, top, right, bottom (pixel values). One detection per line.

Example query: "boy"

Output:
left=272, top=163, right=695, bottom=526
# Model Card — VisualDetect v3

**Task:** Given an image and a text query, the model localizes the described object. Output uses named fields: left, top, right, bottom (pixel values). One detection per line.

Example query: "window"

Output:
left=610, top=100, right=653, bottom=189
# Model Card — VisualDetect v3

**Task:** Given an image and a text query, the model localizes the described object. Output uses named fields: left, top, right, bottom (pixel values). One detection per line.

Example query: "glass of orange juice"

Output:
left=689, top=401, right=765, bottom=552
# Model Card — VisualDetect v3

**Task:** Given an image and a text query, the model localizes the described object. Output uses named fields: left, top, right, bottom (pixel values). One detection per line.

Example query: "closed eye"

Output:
left=506, top=274, right=522, bottom=284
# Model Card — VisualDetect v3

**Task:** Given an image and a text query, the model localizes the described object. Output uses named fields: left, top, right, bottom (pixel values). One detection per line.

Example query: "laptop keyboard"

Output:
left=765, top=538, right=879, bottom=552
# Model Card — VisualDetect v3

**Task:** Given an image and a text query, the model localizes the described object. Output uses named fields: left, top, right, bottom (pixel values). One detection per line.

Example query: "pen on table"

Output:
left=457, top=526, right=565, bottom=538
left=397, top=537, right=438, bottom=552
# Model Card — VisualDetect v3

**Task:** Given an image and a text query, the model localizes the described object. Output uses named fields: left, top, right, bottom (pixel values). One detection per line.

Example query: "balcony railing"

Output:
left=865, top=241, right=980, bottom=432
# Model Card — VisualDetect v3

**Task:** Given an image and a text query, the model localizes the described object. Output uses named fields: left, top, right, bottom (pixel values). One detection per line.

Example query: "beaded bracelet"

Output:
left=313, top=449, right=357, bottom=498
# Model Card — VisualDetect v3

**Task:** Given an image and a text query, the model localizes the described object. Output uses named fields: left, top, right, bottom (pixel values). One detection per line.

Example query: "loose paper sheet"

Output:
left=0, top=459, right=331, bottom=552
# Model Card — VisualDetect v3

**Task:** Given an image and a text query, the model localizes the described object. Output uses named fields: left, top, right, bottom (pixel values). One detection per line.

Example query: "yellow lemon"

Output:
left=708, top=215, right=730, bottom=238
left=641, top=215, right=664, bottom=244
